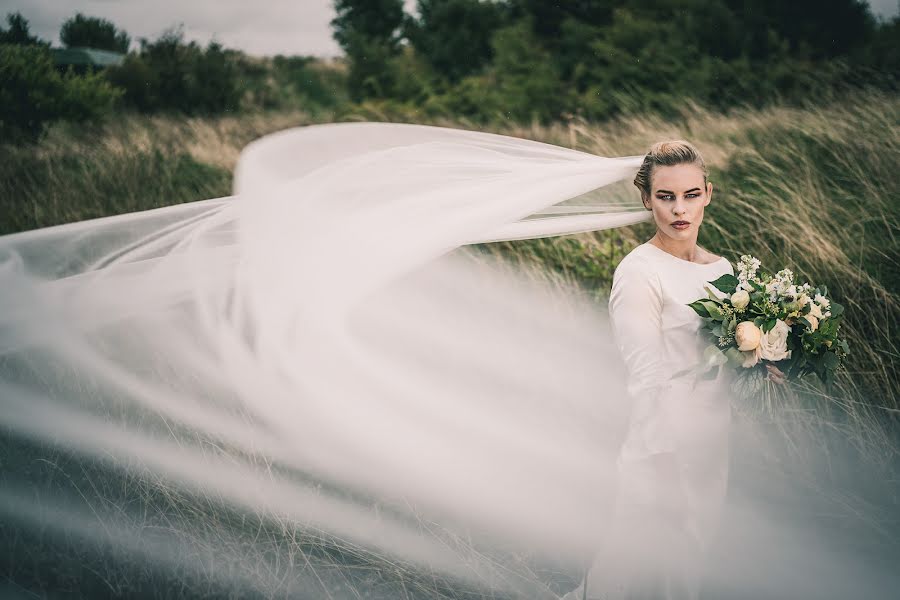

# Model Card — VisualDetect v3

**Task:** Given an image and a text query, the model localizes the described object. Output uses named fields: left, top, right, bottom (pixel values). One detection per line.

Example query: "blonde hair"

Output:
left=633, top=140, right=708, bottom=202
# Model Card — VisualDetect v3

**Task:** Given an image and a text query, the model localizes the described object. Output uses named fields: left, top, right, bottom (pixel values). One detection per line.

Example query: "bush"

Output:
left=0, top=44, right=120, bottom=142
left=105, top=28, right=240, bottom=115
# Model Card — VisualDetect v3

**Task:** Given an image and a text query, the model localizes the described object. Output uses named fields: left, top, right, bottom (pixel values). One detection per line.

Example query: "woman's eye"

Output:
left=659, top=193, right=700, bottom=200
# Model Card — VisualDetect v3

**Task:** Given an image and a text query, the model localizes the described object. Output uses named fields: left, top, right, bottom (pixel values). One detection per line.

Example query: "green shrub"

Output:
left=0, top=43, right=120, bottom=142
left=105, top=29, right=240, bottom=115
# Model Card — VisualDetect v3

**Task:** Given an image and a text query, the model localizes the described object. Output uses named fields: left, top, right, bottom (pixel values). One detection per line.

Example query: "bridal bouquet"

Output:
left=687, top=254, right=850, bottom=387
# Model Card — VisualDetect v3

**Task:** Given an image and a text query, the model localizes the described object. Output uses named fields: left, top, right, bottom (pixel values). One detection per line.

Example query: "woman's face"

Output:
left=642, top=163, right=712, bottom=242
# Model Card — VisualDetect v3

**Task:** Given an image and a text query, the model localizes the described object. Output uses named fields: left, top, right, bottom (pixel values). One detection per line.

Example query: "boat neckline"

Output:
left=640, top=241, right=729, bottom=267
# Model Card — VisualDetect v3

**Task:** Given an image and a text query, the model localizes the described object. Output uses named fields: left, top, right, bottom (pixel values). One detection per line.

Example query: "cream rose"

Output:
left=807, top=302, right=823, bottom=320
left=804, top=314, right=819, bottom=332
left=730, top=290, right=750, bottom=310
left=735, top=321, right=762, bottom=351
left=758, top=318, right=792, bottom=361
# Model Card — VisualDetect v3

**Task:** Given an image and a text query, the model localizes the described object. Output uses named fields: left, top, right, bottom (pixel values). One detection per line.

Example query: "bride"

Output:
left=562, top=140, right=784, bottom=600
left=0, top=123, right=893, bottom=599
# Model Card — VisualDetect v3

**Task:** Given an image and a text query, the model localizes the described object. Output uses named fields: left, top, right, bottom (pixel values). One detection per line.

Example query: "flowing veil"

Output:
left=1, top=122, right=897, bottom=598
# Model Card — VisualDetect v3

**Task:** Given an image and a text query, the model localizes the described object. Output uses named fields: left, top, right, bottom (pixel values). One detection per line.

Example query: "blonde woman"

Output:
left=563, top=141, right=784, bottom=600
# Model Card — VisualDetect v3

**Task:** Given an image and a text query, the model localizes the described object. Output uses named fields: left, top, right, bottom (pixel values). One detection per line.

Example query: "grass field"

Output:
left=1, top=89, right=898, bottom=598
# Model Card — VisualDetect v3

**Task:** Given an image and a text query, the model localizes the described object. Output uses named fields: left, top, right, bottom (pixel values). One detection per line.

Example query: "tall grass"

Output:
left=1, top=90, right=898, bottom=597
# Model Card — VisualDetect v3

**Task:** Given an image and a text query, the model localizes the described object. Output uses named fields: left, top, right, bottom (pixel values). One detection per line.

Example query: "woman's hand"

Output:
left=766, top=363, right=787, bottom=385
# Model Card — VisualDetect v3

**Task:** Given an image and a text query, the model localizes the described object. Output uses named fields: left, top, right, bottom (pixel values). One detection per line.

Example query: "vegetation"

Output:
left=0, top=44, right=121, bottom=142
left=60, top=12, right=131, bottom=53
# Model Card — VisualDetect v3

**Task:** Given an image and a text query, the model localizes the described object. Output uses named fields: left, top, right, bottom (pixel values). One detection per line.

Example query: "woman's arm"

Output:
left=609, top=256, right=689, bottom=517
left=608, top=256, right=677, bottom=460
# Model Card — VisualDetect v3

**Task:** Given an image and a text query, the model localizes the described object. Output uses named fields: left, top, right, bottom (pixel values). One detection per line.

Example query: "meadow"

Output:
left=1, top=87, right=898, bottom=598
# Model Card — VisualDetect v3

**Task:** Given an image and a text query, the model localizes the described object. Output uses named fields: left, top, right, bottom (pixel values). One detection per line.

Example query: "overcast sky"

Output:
left=3, top=0, right=898, bottom=57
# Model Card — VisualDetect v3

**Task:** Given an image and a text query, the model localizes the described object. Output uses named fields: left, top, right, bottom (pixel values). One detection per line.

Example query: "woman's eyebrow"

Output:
left=656, top=188, right=702, bottom=194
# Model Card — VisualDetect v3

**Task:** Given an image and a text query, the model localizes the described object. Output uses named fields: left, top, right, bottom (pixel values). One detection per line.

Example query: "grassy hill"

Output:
left=1, top=88, right=898, bottom=598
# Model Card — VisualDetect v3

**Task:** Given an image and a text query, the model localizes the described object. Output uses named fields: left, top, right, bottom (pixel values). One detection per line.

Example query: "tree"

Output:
left=330, top=0, right=405, bottom=101
left=489, top=18, right=566, bottom=122
left=0, top=12, right=48, bottom=46
left=404, top=0, right=509, bottom=83
left=60, top=13, right=130, bottom=53
left=721, top=0, right=876, bottom=60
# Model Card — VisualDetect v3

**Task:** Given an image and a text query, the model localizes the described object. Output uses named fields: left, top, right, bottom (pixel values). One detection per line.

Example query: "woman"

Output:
left=562, top=140, right=784, bottom=600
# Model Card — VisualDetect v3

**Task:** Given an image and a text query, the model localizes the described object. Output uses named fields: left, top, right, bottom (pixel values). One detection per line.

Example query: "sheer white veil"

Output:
left=0, top=122, right=896, bottom=598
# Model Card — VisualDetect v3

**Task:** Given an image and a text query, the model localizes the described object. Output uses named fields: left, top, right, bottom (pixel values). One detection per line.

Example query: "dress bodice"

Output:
left=638, top=242, right=733, bottom=379
left=607, top=241, right=735, bottom=461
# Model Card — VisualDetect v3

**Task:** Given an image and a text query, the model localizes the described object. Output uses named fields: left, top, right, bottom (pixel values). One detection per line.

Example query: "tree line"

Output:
left=333, top=0, right=898, bottom=122
left=0, top=12, right=347, bottom=141
left=1, top=2, right=897, bottom=142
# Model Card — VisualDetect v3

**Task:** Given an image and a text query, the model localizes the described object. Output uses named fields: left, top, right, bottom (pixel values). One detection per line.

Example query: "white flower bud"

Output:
left=730, top=290, right=750, bottom=310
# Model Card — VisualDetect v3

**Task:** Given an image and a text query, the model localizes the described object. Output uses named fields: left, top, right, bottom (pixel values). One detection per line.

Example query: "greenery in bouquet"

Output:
left=687, top=255, right=850, bottom=389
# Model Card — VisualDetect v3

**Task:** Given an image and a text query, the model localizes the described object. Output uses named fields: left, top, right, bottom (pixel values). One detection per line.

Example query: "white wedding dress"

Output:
left=565, top=241, right=735, bottom=600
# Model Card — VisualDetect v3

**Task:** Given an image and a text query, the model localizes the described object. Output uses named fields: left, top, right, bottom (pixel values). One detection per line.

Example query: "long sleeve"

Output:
left=608, top=255, right=677, bottom=460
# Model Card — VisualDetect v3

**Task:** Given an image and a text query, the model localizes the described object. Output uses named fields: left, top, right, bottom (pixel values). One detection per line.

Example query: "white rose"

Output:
left=735, top=321, right=762, bottom=351
left=797, top=293, right=810, bottom=307
left=730, top=290, right=750, bottom=310
left=758, top=318, right=792, bottom=362
left=804, top=314, right=819, bottom=332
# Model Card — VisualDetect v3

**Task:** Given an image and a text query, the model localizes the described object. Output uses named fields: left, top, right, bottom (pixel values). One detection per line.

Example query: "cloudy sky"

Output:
left=4, top=0, right=898, bottom=57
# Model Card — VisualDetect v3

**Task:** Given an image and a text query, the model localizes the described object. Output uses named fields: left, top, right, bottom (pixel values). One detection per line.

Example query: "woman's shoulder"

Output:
left=615, top=243, right=655, bottom=272
left=612, top=245, right=659, bottom=283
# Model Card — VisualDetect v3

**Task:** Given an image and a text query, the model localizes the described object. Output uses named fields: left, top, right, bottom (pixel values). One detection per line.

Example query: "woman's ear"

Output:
left=705, top=181, right=713, bottom=206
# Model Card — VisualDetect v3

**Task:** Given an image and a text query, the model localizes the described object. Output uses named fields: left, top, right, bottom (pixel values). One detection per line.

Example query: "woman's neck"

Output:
left=648, top=233, right=703, bottom=262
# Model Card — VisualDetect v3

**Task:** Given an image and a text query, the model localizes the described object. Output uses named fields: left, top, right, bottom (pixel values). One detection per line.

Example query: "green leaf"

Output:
left=829, top=302, right=844, bottom=317
left=687, top=300, right=710, bottom=318
left=697, top=300, right=723, bottom=320
left=822, top=351, right=840, bottom=369
left=764, top=318, right=776, bottom=332
left=724, top=347, right=744, bottom=368
left=708, top=274, right=739, bottom=295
